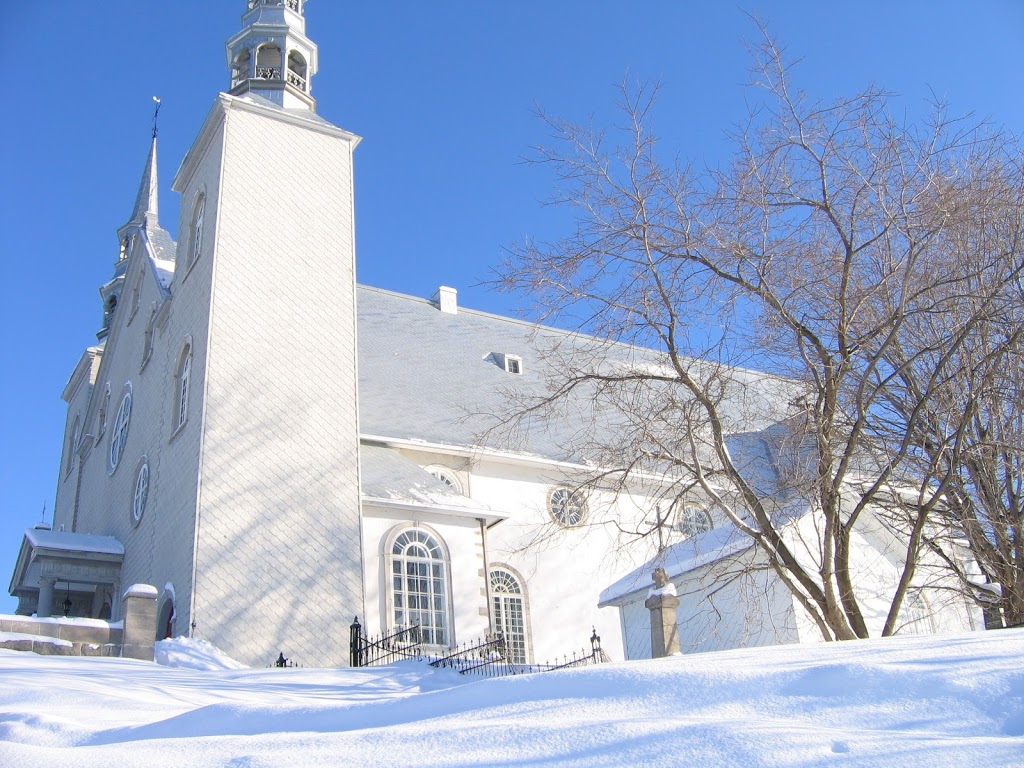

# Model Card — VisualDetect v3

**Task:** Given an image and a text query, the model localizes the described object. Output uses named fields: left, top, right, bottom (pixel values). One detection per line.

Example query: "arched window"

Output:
left=287, top=50, right=308, bottom=90
left=427, top=466, right=461, bottom=494
left=132, top=459, right=149, bottom=525
left=897, top=591, right=935, bottom=636
left=141, top=307, right=156, bottom=369
left=96, top=384, right=111, bottom=438
left=389, top=528, right=451, bottom=647
left=64, top=415, right=80, bottom=477
left=232, top=48, right=252, bottom=87
left=256, top=44, right=282, bottom=80
left=129, top=272, right=143, bottom=323
left=102, top=294, right=118, bottom=332
left=675, top=504, right=713, bottom=538
left=109, top=388, right=132, bottom=472
left=188, top=195, right=206, bottom=269
left=174, top=343, right=192, bottom=432
left=157, top=597, right=174, bottom=640
left=490, top=567, right=529, bottom=664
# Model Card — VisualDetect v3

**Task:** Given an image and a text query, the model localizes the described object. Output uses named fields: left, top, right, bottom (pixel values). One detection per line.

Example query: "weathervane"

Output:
left=152, top=96, right=162, bottom=139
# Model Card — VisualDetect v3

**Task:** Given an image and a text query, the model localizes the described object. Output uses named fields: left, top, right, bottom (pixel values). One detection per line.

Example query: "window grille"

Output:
left=490, top=569, right=528, bottom=663
left=391, top=530, right=450, bottom=647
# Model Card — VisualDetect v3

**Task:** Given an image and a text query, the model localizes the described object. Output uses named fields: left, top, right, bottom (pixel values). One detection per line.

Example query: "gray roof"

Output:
left=355, top=286, right=800, bottom=465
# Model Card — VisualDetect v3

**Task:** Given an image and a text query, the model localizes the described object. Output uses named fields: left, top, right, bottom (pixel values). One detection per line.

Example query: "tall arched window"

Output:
left=897, top=591, right=935, bottom=636
left=141, top=307, right=156, bottom=369
left=389, top=528, right=450, bottom=647
left=232, top=49, right=252, bottom=87
left=64, top=415, right=80, bottom=477
left=96, top=384, right=111, bottom=438
left=188, top=194, right=206, bottom=269
left=109, top=388, right=132, bottom=472
left=287, top=50, right=308, bottom=90
left=174, top=343, right=192, bottom=432
left=490, top=567, right=529, bottom=664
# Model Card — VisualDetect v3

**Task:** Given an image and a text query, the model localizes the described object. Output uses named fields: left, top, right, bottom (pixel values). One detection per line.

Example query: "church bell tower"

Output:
left=226, top=0, right=318, bottom=111
left=168, top=0, right=364, bottom=667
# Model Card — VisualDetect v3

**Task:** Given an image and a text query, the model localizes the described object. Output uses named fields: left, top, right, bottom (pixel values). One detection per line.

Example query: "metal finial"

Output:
left=40, top=502, right=47, bottom=524
left=152, top=97, right=162, bottom=139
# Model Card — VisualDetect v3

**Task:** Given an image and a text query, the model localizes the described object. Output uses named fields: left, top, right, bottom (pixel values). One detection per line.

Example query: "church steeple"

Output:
left=226, top=0, right=318, bottom=111
left=98, top=109, right=163, bottom=341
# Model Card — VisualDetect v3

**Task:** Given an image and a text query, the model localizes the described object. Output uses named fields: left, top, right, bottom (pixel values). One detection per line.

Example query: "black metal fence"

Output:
left=349, top=617, right=608, bottom=679
left=349, top=616, right=422, bottom=668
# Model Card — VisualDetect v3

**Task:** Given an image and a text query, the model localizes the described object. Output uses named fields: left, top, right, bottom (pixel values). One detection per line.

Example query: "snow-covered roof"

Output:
left=598, top=525, right=755, bottom=607
left=360, top=445, right=506, bottom=523
left=24, top=528, right=125, bottom=557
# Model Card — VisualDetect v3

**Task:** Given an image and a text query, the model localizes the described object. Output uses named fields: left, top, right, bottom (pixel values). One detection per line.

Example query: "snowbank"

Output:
left=0, top=629, right=1020, bottom=767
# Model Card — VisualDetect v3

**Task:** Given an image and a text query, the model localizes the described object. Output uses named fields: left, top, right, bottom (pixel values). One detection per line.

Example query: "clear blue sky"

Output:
left=1, top=1, right=1022, bottom=614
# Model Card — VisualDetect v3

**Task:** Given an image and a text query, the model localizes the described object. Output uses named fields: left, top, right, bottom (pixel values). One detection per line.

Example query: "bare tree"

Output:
left=878, top=175, right=1024, bottom=627
left=495, top=28, right=1024, bottom=641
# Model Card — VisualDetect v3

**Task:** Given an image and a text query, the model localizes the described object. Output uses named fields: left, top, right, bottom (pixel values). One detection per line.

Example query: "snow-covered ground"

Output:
left=0, top=631, right=1021, bottom=767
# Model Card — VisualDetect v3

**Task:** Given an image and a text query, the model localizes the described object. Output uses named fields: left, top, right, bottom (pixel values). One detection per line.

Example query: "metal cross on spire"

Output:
left=152, top=96, right=162, bottom=139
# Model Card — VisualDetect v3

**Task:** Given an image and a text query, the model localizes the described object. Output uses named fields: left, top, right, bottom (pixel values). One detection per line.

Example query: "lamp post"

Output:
left=62, top=583, right=73, bottom=617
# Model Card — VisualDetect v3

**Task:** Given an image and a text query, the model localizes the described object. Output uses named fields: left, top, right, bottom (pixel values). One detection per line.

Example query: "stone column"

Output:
left=645, top=591, right=681, bottom=657
left=37, top=578, right=56, bottom=618
left=121, top=584, right=159, bottom=661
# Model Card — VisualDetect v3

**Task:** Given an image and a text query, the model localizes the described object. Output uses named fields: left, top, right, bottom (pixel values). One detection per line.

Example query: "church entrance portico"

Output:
left=8, top=526, right=124, bottom=620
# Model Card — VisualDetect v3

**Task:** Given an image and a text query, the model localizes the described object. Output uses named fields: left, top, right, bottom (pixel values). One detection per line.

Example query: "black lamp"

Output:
left=62, top=583, right=73, bottom=617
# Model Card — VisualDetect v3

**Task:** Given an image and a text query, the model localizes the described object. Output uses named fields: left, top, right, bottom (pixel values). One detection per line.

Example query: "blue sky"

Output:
left=1, top=1, right=1022, bottom=614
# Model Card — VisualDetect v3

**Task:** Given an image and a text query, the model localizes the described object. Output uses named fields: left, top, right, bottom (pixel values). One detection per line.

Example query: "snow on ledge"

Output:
left=0, top=632, right=73, bottom=647
left=123, top=584, right=159, bottom=599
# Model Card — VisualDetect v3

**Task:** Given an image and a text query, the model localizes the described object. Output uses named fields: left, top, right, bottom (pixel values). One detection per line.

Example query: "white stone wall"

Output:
left=189, top=100, right=362, bottom=668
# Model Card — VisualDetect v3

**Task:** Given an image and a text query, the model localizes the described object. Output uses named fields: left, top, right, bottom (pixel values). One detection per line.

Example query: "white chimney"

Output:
left=433, top=286, right=458, bottom=315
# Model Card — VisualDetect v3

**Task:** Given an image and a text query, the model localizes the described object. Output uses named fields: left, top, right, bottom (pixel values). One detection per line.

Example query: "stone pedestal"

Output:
left=645, top=592, right=681, bottom=658
left=121, top=584, right=159, bottom=661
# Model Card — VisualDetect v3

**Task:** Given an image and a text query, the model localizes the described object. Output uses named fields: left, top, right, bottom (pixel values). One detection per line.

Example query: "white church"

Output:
left=7, top=1, right=981, bottom=667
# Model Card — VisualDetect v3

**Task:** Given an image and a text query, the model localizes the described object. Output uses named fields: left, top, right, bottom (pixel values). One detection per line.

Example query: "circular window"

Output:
left=132, top=460, right=149, bottom=525
left=675, top=504, right=713, bottom=538
left=109, top=388, right=132, bottom=472
left=549, top=487, right=586, bottom=527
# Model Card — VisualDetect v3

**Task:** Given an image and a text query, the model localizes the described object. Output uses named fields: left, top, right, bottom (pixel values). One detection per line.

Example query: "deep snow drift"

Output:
left=0, top=630, right=1021, bottom=767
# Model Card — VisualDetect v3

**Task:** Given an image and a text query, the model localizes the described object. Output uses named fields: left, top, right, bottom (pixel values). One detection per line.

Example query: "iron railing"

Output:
left=349, top=617, right=608, bottom=679
left=429, top=634, right=512, bottom=678
left=255, top=66, right=282, bottom=80
left=349, top=616, right=422, bottom=668
left=248, top=0, right=301, bottom=10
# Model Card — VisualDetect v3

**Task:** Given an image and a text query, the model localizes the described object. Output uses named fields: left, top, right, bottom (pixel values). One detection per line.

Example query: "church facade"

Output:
left=8, top=1, right=981, bottom=667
